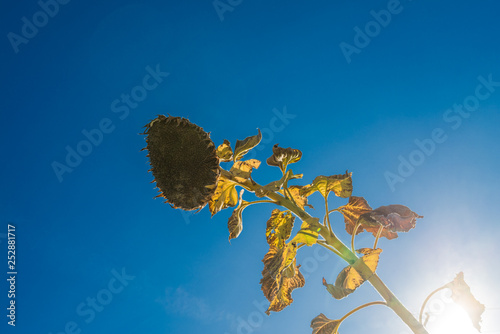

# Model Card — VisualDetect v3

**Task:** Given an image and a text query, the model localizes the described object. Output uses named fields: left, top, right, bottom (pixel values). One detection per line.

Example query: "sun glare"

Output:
left=430, top=304, right=478, bottom=334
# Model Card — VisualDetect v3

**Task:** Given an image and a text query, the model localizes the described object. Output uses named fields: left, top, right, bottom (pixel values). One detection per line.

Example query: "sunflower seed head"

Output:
left=143, top=115, right=220, bottom=211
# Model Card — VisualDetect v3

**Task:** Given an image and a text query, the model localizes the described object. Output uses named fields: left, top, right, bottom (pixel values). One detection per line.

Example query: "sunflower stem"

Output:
left=261, top=192, right=428, bottom=333
left=318, top=240, right=342, bottom=257
left=283, top=178, right=298, bottom=208
left=221, top=169, right=429, bottom=334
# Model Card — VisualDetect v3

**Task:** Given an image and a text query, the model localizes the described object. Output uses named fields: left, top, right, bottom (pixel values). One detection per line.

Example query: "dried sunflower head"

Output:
left=143, top=115, right=220, bottom=210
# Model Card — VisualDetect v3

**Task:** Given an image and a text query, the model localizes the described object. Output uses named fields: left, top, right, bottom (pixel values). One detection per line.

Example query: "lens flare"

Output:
left=429, top=304, right=478, bottom=334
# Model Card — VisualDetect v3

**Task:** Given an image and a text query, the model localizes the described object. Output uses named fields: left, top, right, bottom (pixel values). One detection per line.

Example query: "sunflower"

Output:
left=143, top=115, right=220, bottom=210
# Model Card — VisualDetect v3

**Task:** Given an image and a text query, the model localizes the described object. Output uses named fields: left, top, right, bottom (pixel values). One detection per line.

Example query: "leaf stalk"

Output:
left=351, top=222, right=361, bottom=253
left=419, top=285, right=447, bottom=324
left=337, top=301, right=387, bottom=331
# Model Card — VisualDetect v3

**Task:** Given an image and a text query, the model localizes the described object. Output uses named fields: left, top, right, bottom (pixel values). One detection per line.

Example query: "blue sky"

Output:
left=1, top=0, right=500, bottom=333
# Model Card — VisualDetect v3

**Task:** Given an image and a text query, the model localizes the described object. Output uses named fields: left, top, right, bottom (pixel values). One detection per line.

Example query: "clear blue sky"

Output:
left=1, top=0, right=499, bottom=333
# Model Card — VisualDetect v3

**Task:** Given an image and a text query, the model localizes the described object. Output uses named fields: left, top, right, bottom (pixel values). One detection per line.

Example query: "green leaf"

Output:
left=227, top=190, right=248, bottom=242
left=230, top=159, right=261, bottom=182
left=266, top=144, right=302, bottom=173
left=301, top=171, right=353, bottom=199
left=233, top=129, right=262, bottom=162
left=311, top=313, right=341, bottom=334
left=445, top=272, right=485, bottom=332
left=208, top=174, right=238, bottom=216
left=216, top=139, right=233, bottom=162
left=292, top=217, right=320, bottom=246
left=266, top=209, right=295, bottom=248
left=323, top=248, right=382, bottom=299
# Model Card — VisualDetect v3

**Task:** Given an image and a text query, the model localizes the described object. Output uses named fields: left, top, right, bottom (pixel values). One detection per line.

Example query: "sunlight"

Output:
left=430, top=304, right=478, bottom=334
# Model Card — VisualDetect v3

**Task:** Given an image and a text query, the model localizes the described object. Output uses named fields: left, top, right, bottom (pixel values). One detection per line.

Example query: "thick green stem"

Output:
left=222, top=170, right=428, bottom=334
left=368, top=274, right=428, bottom=334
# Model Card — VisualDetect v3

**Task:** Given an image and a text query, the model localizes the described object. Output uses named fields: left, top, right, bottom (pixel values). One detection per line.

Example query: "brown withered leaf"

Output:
left=230, top=159, right=261, bottom=182
left=266, top=144, right=302, bottom=173
left=311, top=313, right=341, bottom=334
left=233, top=129, right=262, bottom=161
left=261, top=242, right=304, bottom=314
left=266, top=209, right=295, bottom=248
left=282, top=260, right=296, bottom=278
left=301, top=172, right=353, bottom=199
left=227, top=190, right=248, bottom=242
left=287, top=186, right=313, bottom=210
left=446, top=272, right=485, bottom=332
left=262, top=243, right=298, bottom=281
left=339, top=196, right=372, bottom=235
left=216, top=139, right=233, bottom=162
left=261, top=256, right=305, bottom=315
left=323, top=248, right=382, bottom=299
left=369, top=205, right=423, bottom=232
left=358, top=204, right=423, bottom=239
left=209, top=174, right=238, bottom=216
left=364, top=226, right=398, bottom=240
